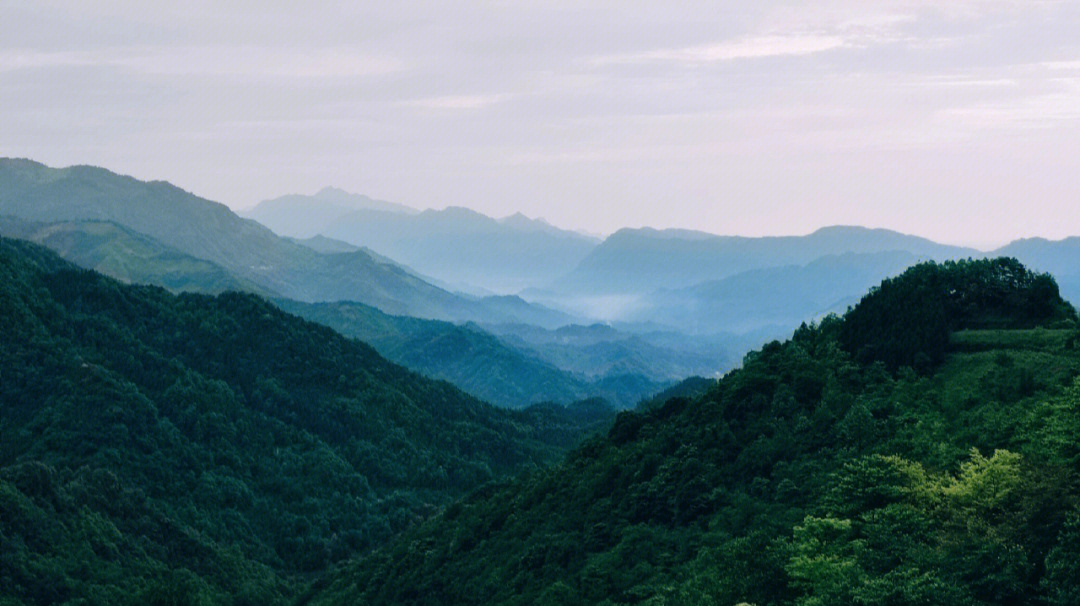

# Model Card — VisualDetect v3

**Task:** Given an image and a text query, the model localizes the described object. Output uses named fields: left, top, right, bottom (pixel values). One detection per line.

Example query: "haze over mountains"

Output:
left=313, top=258, right=1080, bottom=606
left=0, top=159, right=571, bottom=328
left=6, top=158, right=1080, bottom=605
left=244, top=182, right=1080, bottom=336
left=0, top=160, right=680, bottom=409
left=9, top=159, right=1080, bottom=411
left=247, top=188, right=599, bottom=294
left=9, top=159, right=1080, bottom=401
left=245, top=187, right=417, bottom=240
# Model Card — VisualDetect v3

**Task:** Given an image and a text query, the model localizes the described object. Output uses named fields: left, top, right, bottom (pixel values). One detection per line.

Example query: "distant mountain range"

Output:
left=0, top=207, right=678, bottom=409
left=247, top=188, right=599, bottom=293
left=0, top=159, right=569, bottom=327
left=630, top=251, right=923, bottom=334
left=9, top=157, right=1080, bottom=406
left=994, top=237, right=1080, bottom=303
left=548, top=225, right=976, bottom=296
left=0, top=215, right=268, bottom=296
left=244, top=186, right=417, bottom=238
left=273, top=299, right=675, bottom=409
left=0, top=214, right=670, bottom=409
left=522, top=225, right=1080, bottom=335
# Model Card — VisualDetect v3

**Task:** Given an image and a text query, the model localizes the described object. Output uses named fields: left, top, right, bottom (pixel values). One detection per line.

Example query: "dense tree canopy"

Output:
left=839, top=257, right=1074, bottom=371
left=0, top=237, right=612, bottom=605
left=312, top=259, right=1080, bottom=605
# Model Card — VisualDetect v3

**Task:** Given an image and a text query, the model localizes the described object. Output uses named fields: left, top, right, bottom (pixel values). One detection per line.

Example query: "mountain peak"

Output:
left=314, top=185, right=351, bottom=198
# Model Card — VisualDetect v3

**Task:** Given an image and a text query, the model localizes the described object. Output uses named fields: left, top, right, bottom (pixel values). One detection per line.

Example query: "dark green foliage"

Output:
left=0, top=215, right=653, bottom=410
left=1043, top=510, right=1080, bottom=606
left=840, top=258, right=1075, bottom=371
left=311, top=259, right=1080, bottom=605
left=0, top=237, right=612, bottom=604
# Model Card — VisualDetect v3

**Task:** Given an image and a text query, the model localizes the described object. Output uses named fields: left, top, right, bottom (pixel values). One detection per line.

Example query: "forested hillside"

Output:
left=312, top=258, right=1080, bottom=605
left=0, top=216, right=268, bottom=296
left=0, top=215, right=663, bottom=409
left=275, top=299, right=667, bottom=409
left=0, top=237, right=612, bottom=605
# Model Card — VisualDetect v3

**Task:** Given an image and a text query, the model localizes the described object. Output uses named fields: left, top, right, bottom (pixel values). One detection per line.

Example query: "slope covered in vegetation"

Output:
left=0, top=215, right=661, bottom=409
left=276, top=300, right=671, bottom=409
left=0, top=237, right=612, bottom=605
left=312, top=258, right=1080, bottom=606
left=0, top=215, right=268, bottom=295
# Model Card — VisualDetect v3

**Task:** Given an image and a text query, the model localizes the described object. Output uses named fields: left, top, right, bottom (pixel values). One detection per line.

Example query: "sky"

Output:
left=2, top=1, right=1080, bottom=248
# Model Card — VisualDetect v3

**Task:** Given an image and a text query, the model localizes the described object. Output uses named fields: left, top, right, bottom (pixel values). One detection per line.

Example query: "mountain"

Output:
left=993, top=237, right=1080, bottom=304
left=632, top=250, right=924, bottom=334
left=0, top=215, right=268, bottom=296
left=317, top=206, right=600, bottom=293
left=274, top=299, right=668, bottom=409
left=288, top=234, right=362, bottom=254
left=0, top=213, right=651, bottom=408
left=244, top=187, right=416, bottom=239
left=549, top=225, right=976, bottom=296
left=312, top=258, right=1080, bottom=605
left=0, top=158, right=568, bottom=326
left=484, top=322, right=745, bottom=382
left=0, top=236, right=613, bottom=604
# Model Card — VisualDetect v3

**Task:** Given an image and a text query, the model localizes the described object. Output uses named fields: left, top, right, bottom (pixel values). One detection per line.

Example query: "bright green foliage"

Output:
left=0, top=237, right=612, bottom=604
left=312, top=259, right=1080, bottom=605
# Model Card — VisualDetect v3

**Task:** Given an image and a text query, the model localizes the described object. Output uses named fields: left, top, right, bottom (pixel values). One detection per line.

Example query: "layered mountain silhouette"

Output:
left=0, top=159, right=568, bottom=327
left=0, top=214, right=666, bottom=409
left=248, top=188, right=599, bottom=293
left=548, top=225, right=976, bottom=296
left=244, top=186, right=417, bottom=239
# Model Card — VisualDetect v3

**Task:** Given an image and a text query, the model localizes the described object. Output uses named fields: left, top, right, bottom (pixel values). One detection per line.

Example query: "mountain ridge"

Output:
left=0, top=158, right=569, bottom=327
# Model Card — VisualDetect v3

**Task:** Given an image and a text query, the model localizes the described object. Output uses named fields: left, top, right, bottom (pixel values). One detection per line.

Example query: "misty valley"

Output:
left=2, top=159, right=1080, bottom=605
left=5, top=3, right=1080, bottom=605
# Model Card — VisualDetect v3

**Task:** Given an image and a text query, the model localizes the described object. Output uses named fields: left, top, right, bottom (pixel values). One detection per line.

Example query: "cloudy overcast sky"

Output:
left=3, top=1, right=1079, bottom=247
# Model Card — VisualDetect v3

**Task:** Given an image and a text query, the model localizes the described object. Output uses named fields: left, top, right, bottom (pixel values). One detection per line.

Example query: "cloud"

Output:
left=590, top=34, right=847, bottom=66
left=937, top=77, right=1080, bottom=129
left=403, top=94, right=511, bottom=110
left=0, top=46, right=403, bottom=78
left=1041, top=60, right=1080, bottom=70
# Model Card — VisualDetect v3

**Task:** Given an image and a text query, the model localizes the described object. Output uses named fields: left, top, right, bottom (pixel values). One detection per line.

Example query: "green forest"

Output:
left=5, top=233, right=1080, bottom=605
left=0, top=237, right=612, bottom=605
left=310, top=258, right=1080, bottom=605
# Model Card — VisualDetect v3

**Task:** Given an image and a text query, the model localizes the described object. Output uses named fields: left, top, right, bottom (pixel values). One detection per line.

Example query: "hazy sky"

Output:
left=3, top=1, right=1080, bottom=247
